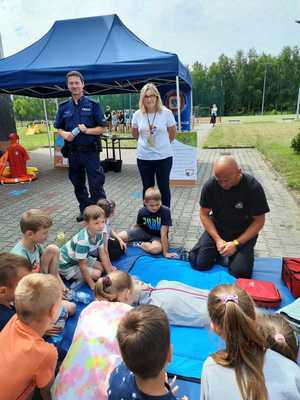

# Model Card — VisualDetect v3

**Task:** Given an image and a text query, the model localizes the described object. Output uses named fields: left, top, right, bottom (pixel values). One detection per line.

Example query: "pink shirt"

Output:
left=52, top=300, right=132, bottom=400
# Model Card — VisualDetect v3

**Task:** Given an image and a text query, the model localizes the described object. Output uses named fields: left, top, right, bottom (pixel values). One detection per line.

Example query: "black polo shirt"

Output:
left=200, top=173, right=270, bottom=239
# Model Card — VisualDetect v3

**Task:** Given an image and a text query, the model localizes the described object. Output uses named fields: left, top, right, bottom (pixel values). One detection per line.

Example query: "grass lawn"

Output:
left=203, top=120, right=300, bottom=191
left=18, top=127, right=55, bottom=150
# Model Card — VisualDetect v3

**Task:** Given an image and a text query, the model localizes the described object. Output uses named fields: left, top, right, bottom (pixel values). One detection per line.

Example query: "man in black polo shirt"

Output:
left=189, top=156, right=270, bottom=278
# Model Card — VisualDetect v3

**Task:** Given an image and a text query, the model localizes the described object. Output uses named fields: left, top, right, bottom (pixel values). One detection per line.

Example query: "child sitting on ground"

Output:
left=59, top=205, right=114, bottom=290
left=0, top=273, right=62, bottom=400
left=108, top=304, right=182, bottom=399
left=201, top=284, right=300, bottom=400
left=0, top=252, right=32, bottom=331
left=97, top=198, right=127, bottom=261
left=257, top=313, right=299, bottom=363
left=11, top=208, right=67, bottom=291
left=11, top=209, right=76, bottom=326
left=119, top=187, right=177, bottom=258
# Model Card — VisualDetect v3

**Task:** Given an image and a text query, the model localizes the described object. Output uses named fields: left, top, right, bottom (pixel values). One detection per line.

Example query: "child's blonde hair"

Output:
left=257, top=313, right=299, bottom=363
left=94, top=270, right=133, bottom=302
left=83, top=205, right=105, bottom=222
left=208, top=284, right=267, bottom=400
left=20, top=209, right=52, bottom=234
left=139, top=83, right=164, bottom=114
left=15, top=273, right=61, bottom=324
left=144, top=187, right=161, bottom=203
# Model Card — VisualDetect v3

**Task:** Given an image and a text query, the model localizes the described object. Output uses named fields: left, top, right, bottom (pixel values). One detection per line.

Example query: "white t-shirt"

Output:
left=201, top=349, right=300, bottom=400
left=132, top=107, right=176, bottom=160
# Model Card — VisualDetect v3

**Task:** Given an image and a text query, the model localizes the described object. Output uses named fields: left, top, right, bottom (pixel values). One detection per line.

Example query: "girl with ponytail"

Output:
left=201, top=284, right=300, bottom=400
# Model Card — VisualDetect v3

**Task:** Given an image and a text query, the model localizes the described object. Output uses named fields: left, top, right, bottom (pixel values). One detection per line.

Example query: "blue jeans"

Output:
left=137, top=157, right=173, bottom=207
left=69, top=151, right=106, bottom=213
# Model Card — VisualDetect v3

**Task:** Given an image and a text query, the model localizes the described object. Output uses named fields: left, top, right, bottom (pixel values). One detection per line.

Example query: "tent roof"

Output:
left=0, top=14, right=191, bottom=98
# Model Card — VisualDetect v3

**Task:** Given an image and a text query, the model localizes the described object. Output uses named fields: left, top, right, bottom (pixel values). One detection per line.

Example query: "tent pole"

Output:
left=43, top=99, right=52, bottom=158
left=176, top=76, right=181, bottom=131
left=190, top=88, right=193, bottom=130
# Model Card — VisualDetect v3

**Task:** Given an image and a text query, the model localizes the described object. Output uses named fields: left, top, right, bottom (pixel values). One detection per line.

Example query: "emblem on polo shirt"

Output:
left=235, top=202, right=244, bottom=209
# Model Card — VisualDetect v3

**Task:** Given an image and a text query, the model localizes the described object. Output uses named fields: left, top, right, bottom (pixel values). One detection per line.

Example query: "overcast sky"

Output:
left=0, top=0, right=299, bottom=66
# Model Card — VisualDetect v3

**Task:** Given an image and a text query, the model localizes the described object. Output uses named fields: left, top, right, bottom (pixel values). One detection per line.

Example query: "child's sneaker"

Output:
left=131, top=241, right=143, bottom=247
left=179, top=249, right=190, bottom=261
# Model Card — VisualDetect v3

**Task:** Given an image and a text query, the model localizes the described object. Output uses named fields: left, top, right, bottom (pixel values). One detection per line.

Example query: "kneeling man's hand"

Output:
left=219, top=241, right=237, bottom=257
left=216, top=238, right=226, bottom=253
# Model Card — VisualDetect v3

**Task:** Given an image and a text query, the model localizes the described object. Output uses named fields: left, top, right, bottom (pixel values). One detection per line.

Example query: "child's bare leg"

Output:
left=41, top=244, right=67, bottom=291
left=140, top=240, right=162, bottom=255
left=62, top=300, right=76, bottom=316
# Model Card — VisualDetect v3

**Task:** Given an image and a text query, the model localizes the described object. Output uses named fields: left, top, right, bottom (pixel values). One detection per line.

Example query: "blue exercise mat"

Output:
left=58, top=253, right=296, bottom=400
left=129, top=256, right=234, bottom=381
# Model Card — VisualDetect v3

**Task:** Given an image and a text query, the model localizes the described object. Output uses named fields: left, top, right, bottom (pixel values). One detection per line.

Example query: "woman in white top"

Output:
left=132, top=83, right=176, bottom=207
left=201, top=284, right=300, bottom=400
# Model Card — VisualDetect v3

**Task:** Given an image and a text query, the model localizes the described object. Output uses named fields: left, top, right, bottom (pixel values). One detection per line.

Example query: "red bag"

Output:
left=282, top=258, right=300, bottom=298
left=236, top=278, right=281, bottom=308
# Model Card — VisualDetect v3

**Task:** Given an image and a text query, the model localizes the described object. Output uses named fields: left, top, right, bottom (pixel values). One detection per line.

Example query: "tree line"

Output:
left=12, top=46, right=300, bottom=120
left=191, top=46, right=300, bottom=115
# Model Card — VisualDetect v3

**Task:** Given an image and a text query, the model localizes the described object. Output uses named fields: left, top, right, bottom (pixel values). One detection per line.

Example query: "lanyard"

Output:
left=146, top=112, right=157, bottom=134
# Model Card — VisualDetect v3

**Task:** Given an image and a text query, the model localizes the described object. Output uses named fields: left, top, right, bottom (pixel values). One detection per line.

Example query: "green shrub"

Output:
left=291, top=131, right=300, bottom=154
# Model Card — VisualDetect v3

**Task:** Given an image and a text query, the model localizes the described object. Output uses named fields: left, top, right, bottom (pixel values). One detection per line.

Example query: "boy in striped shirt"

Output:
left=59, top=205, right=114, bottom=290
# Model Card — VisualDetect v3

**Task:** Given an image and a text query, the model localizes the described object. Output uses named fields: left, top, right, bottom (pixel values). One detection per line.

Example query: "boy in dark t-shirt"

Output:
left=119, top=188, right=177, bottom=258
left=190, top=156, right=270, bottom=278
left=108, top=305, right=182, bottom=400
left=0, top=253, right=32, bottom=331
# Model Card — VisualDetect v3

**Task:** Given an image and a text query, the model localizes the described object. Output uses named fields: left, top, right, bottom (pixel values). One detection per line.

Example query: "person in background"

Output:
left=105, top=106, right=112, bottom=131
left=132, top=83, right=176, bottom=208
left=55, top=70, right=107, bottom=222
left=201, top=284, right=300, bottom=400
left=210, top=104, right=217, bottom=127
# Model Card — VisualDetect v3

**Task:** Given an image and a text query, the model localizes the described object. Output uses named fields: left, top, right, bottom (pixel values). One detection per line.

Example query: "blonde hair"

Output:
left=20, top=209, right=52, bottom=234
left=139, top=83, right=164, bottom=113
left=144, top=187, right=161, bottom=203
left=83, top=205, right=105, bottom=222
left=257, top=313, right=299, bottom=363
left=94, top=270, right=133, bottom=302
left=15, top=273, right=61, bottom=324
left=208, top=284, right=267, bottom=400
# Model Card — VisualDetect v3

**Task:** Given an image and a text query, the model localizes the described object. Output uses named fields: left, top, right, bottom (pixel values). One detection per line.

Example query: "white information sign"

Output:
left=170, top=139, right=197, bottom=182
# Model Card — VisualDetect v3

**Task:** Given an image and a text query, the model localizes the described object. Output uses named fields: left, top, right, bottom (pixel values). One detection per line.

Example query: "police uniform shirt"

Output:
left=200, top=173, right=270, bottom=239
left=54, top=96, right=107, bottom=146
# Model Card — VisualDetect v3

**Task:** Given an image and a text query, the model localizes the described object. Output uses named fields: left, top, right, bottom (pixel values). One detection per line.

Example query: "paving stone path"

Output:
left=1, top=125, right=300, bottom=258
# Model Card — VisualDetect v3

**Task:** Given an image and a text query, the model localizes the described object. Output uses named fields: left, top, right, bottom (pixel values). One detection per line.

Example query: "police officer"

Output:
left=55, top=71, right=107, bottom=222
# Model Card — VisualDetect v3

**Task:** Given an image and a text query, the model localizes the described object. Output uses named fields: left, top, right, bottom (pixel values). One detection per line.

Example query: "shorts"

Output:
left=59, top=257, right=98, bottom=281
left=127, top=226, right=161, bottom=243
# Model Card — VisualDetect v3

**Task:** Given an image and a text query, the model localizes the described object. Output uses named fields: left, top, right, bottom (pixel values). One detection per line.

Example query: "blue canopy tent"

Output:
left=0, top=14, right=191, bottom=100
left=0, top=14, right=192, bottom=150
